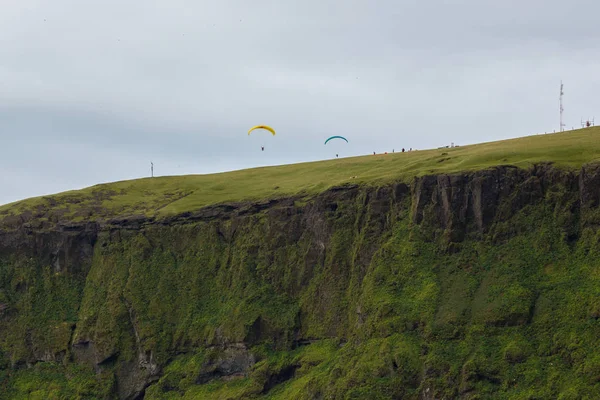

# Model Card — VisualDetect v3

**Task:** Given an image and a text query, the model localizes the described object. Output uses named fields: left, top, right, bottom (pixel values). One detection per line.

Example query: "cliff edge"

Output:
left=2, top=158, right=600, bottom=398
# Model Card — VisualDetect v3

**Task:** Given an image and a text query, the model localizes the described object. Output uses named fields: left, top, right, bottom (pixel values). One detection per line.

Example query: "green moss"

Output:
left=3, top=127, right=600, bottom=223
left=4, top=158, right=600, bottom=398
left=0, top=362, right=114, bottom=400
left=0, top=254, right=86, bottom=367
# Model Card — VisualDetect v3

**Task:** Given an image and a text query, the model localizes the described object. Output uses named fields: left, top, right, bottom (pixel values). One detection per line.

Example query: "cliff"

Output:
left=2, top=159, right=600, bottom=399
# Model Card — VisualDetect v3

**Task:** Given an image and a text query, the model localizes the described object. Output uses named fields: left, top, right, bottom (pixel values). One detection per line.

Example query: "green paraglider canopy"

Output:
left=324, top=135, right=348, bottom=145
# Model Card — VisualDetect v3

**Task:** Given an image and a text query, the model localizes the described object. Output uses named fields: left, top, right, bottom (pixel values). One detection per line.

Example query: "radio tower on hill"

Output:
left=560, top=81, right=565, bottom=132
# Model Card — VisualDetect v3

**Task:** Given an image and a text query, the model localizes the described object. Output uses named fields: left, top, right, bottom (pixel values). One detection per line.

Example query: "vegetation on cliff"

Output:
left=1, top=128, right=600, bottom=399
left=1, top=127, right=599, bottom=224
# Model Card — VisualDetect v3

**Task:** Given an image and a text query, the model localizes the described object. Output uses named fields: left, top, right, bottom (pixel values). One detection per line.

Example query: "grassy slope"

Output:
left=2, top=128, right=600, bottom=398
left=1, top=127, right=599, bottom=222
left=5, top=170, right=600, bottom=399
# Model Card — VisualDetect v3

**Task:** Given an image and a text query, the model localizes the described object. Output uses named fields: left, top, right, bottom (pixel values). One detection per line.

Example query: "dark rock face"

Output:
left=261, top=363, right=298, bottom=394
left=580, top=164, right=600, bottom=208
left=1, top=163, right=600, bottom=398
left=409, top=163, right=592, bottom=246
left=0, top=225, right=98, bottom=274
left=195, top=344, right=255, bottom=385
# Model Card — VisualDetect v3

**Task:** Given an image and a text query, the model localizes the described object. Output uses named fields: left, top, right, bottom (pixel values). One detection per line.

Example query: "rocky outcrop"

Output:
left=1, top=162, right=600, bottom=399
left=195, top=344, right=255, bottom=384
left=3, top=163, right=598, bottom=240
left=409, top=163, right=592, bottom=246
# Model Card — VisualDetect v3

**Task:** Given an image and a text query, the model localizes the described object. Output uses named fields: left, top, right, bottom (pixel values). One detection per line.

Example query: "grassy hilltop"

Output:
left=2, top=127, right=600, bottom=399
left=1, top=127, right=599, bottom=222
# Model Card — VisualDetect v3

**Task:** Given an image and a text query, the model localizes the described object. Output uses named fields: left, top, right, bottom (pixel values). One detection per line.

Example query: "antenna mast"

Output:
left=151, top=162, right=154, bottom=178
left=559, top=81, right=565, bottom=132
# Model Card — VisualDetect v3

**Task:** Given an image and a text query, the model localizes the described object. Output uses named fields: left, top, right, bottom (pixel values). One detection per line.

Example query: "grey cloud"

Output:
left=1, top=0, right=599, bottom=205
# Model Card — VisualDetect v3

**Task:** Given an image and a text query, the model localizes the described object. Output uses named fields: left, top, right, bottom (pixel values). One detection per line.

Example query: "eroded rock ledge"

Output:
left=2, top=162, right=599, bottom=247
left=1, top=162, right=600, bottom=399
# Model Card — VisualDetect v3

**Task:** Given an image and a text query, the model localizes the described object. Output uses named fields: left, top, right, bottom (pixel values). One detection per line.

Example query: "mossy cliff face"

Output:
left=2, top=163, right=600, bottom=399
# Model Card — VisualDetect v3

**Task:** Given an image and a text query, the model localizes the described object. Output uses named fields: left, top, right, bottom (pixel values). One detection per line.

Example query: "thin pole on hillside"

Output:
left=151, top=162, right=154, bottom=178
left=581, top=117, right=595, bottom=128
left=560, top=81, right=565, bottom=132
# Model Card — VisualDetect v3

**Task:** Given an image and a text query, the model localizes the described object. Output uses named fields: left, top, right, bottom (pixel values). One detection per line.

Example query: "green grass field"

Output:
left=1, top=127, right=599, bottom=221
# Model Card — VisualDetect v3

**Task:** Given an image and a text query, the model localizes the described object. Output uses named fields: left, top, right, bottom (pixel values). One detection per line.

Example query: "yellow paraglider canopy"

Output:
left=248, top=125, right=276, bottom=136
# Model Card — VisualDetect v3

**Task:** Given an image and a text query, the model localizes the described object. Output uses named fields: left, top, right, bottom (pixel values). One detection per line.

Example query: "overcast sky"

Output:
left=1, top=0, right=599, bottom=206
